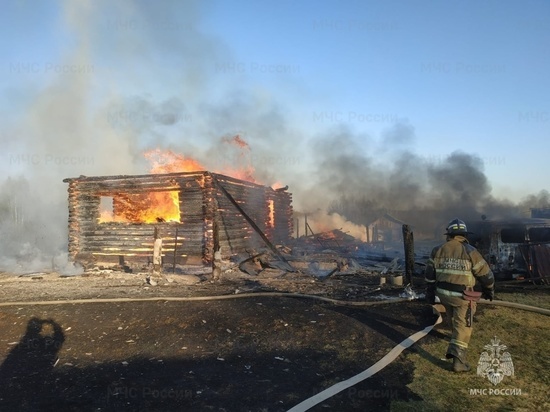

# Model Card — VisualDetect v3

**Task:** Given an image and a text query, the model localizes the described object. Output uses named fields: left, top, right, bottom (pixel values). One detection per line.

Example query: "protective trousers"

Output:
left=437, top=294, right=476, bottom=352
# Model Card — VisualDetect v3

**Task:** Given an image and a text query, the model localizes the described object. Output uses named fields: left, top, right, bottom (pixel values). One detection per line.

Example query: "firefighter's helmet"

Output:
left=445, top=218, right=470, bottom=236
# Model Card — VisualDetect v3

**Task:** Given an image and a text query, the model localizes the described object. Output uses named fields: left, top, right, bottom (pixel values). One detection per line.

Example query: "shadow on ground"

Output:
left=0, top=299, right=438, bottom=411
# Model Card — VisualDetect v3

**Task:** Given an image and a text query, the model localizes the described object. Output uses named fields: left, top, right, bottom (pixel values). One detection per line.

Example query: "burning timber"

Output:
left=63, top=172, right=293, bottom=270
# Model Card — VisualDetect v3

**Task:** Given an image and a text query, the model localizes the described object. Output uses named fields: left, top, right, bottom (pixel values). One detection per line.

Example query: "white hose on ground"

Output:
left=478, top=298, right=550, bottom=315
left=286, top=297, right=550, bottom=412
left=287, top=306, right=443, bottom=412
left=0, top=293, right=410, bottom=307
left=0, top=292, right=548, bottom=314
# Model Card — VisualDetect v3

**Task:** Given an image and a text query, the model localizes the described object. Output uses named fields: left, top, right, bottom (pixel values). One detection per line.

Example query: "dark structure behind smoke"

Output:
left=468, top=218, right=550, bottom=283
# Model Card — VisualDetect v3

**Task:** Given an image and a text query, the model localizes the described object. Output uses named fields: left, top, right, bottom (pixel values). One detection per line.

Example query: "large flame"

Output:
left=100, top=191, right=181, bottom=223
left=99, top=138, right=265, bottom=224
left=144, top=148, right=205, bottom=174
left=99, top=150, right=206, bottom=223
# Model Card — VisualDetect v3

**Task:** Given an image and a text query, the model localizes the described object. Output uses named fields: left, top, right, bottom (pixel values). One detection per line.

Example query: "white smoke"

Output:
left=1, top=1, right=548, bottom=272
left=305, top=210, right=367, bottom=242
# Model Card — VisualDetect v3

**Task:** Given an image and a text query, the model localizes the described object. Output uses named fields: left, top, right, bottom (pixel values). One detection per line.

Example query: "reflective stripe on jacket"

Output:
left=424, top=235, right=494, bottom=291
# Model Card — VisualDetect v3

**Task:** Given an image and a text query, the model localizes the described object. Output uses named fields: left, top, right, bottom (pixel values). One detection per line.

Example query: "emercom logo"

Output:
left=477, top=336, right=514, bottom=385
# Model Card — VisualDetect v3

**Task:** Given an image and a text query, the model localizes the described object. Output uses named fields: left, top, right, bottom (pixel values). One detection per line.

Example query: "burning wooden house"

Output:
left=63, top=171, right=293, bottom=269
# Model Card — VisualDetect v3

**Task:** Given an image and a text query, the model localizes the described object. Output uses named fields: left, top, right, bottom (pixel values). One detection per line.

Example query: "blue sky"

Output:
left=203, top=0, right=550, bottom=198
left=1, top=0, right=549, bottom=205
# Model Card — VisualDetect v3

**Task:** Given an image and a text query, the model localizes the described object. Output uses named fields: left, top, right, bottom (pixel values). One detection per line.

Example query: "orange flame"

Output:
left=144, top=149, right=205, bottom=174
left=219, top=134, right=256, bottom=182
left=99, top=150, right=205, bottom=223
left=222, top=134, right=250, bottom=149
left=268, top=199, right=275, bottom=227
left=99, top=137, right=272, bottom=224
left=319, top=231, right=337, bottom=240
left=99, top=191, right=181, bottom=224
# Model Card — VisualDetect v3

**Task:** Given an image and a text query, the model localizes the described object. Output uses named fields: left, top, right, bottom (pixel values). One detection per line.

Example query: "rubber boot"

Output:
left=452, top=356, right=471, bottom=372
left=446, top=345, right=471, bottom=373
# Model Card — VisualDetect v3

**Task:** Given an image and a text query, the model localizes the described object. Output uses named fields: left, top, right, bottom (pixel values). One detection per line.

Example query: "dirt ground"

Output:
left=0, top=269, right=439, bottom=411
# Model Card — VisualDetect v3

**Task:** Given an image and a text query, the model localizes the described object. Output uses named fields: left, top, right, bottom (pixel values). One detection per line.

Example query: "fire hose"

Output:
left=286, top=297, right=550, bottom=412
left=0, top=292, right=547, bottom=313
left=287, top=304, right=443, bottom=412
left=0, top=293, right=548, bottom=411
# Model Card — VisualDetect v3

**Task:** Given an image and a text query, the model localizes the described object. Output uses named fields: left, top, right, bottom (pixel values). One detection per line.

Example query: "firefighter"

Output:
left=425, top=218, right=495, bottom=372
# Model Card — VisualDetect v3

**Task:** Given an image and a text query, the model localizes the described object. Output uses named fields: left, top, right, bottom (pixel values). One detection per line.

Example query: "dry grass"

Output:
left=392, top=291, right=550, bottom=412
left=495, top=288, right=550, bottom=310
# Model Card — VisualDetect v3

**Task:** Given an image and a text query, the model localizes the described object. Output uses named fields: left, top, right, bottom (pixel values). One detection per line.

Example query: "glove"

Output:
left=482, top=288, right=494, bottom=301
left=425, top=285, right=436, bottom=304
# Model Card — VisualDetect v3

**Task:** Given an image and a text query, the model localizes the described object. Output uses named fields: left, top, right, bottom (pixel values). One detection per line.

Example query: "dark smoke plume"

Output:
left=321, top=126, right=545, bottom=239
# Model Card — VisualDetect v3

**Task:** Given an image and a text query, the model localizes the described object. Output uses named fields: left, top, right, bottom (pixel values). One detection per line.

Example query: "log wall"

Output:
left=213, top=174, right=268, bottom=258
left=64, top=171, right=293, bottom=268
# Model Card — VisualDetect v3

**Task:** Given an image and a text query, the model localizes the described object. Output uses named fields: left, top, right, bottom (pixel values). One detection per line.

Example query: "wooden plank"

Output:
left=63, top=171, right=207, bottom=183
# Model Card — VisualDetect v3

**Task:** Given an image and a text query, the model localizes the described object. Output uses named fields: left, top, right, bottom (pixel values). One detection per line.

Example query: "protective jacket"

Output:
left=425, top=235, right=494, bottom=296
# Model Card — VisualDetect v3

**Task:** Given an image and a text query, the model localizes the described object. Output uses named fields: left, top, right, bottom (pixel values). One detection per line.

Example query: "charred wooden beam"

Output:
left=211, top=174, right=294, bottom=272
left=402, top=224, right=415, bottom=286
